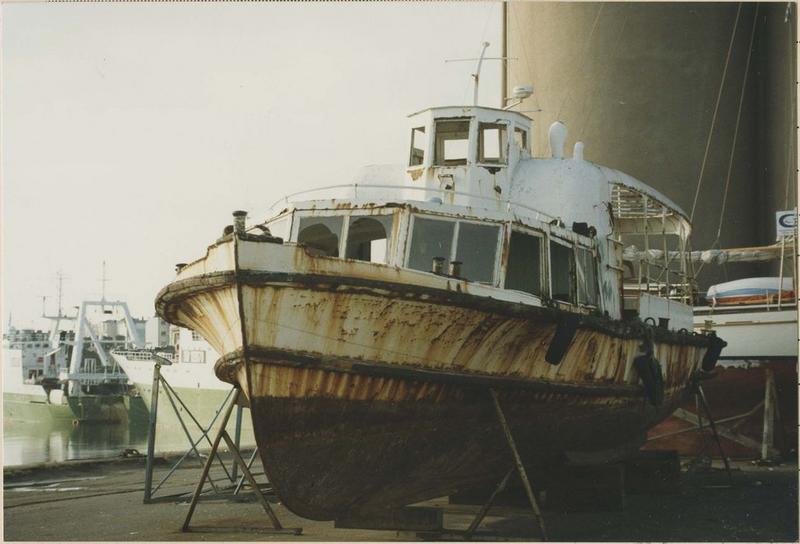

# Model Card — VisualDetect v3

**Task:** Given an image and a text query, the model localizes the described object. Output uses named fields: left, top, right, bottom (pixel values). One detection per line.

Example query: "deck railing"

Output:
left=267, top=183, right=557, bottom=224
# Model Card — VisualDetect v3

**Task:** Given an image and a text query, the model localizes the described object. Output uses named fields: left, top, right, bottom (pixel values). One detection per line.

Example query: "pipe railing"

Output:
left=266, top=183, right=557, bottom=224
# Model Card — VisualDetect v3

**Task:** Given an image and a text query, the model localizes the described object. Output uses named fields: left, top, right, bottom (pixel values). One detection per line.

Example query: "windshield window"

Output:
left=505, top=231, right=542, bottom=295
left=345, top=215, right=393, bottom=264
left=455, top=223, right=499, bottom=283
left=298, top=216, right=343, bottom=257
left=478, top=122, right=507, bottom=164
left=409, top=127, right=427, bottom=166
left=434, top=119, right=470, bottom=166
left=576, top=247, right=598, bottom=306
left=550, top=240, right=575, bottom=303
left=408, top=217, right=455, bottom=272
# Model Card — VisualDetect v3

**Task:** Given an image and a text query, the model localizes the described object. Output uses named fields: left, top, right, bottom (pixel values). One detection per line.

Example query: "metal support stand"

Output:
left=463, top=467, right=515, bottom=540
left=694, top=384, right=733, bottom=483
left=760, top=368, right=780, bottom=462
left=143, top=362, right=162, bottom=503
left=231, top=404, right=244, bottom=482
left=142, top=359, right=248, bottom=503
left=489, top=388, right=548, bottom=541
left=234, top=447, right=261, bottom=495
left=181, top=388, right=300, bottom=535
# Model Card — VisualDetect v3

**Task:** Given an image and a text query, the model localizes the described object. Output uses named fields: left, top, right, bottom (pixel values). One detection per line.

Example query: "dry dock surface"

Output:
left=3, top=455, right=797, bottom=541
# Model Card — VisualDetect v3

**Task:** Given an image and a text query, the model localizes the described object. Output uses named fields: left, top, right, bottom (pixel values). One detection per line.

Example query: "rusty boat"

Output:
left=156, top=105, right=724, bottom=521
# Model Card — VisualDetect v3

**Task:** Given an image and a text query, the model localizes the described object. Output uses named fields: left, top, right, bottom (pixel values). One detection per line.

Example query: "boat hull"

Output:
left=157, top=238, right=712, bottom=521
left=694, top=308, right=797, bottom=359
left=3, top=391, right=128, bottom=424
left=3, top=392, right=75, bottom=423
left=227, top=350, right=689, bottom=520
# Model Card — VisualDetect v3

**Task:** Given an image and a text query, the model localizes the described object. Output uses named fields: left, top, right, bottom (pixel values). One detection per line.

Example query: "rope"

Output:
left=784, top=7, right=797, bottom=210
left=555, top=3, right=605, bottom=121
left=713, top=5, right=759, bottom=247
left=509, top=5, right=543, bottom=115
left=577, top=6, right=630, bottom=141
left=689, top=2, right=743, bottom=222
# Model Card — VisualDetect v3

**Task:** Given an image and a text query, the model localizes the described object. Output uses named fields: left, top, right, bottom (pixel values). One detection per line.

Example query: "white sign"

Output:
left=776, top=209, right=797, bottom=238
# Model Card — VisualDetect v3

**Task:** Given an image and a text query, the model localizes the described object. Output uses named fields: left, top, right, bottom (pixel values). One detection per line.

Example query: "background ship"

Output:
left=3, top=275, right=147, bottom=424
left=111, top=323, right=256, bottom=446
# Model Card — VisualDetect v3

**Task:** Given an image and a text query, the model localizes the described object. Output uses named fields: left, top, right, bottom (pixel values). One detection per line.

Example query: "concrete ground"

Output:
left=3, top=454, right=798, bottom=541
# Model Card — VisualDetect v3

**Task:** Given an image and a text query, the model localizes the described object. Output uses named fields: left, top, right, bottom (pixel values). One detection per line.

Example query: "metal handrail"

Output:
left=266, top=183, right=556, bottom=223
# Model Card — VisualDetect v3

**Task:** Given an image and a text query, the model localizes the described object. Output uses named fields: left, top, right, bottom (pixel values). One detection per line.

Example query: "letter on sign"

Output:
left=775, top=210, right=797, bottom=238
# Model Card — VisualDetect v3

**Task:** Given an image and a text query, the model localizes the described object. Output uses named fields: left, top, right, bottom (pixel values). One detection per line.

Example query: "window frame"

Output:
left=501, top=225, right=547, bottom=297
left=575, top=244, right=600, bottom=308
left=344, top=214, right=395, bottom=265
left=408, top=126, right=427, bottom=168
left=405, top=213, right=503, bottom=285
left=433, top=117, right=472, bottom=167
left=548, top=235, right=577, bottom=305
left=291, top=209, right=399, bottom=265
left=513, top=125, right=530, bottom=155
left=477, top=121, right=509, bottom=166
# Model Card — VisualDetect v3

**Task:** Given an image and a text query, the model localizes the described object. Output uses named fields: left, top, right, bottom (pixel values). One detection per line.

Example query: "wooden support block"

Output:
left=544, top=463, right=625, bottom=512
left=624, top=450, right=681, bottom=494
left=334, top=506, right=443, bottom=531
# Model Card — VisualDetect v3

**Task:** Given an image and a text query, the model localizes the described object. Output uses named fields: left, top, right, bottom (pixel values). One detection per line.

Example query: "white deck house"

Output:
left=264, top=105, right=694, bottom=330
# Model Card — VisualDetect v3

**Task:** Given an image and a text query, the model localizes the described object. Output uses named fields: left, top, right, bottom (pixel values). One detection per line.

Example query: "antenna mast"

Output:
left=501, top=1, right=508, bottom=107
left=445, top=42, right=517, bottom=107
left=472, top=41, right=491, bottom=106
left=101, top=261, right=108, bottom=303
left=56, top=270, right=64, bottom=318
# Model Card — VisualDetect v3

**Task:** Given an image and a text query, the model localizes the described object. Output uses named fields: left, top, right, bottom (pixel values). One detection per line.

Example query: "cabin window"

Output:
left=455, top=223, right=499, bottom=283
left=504, top=231, right=543, bottom=295
left=409, top=127, right=426, bottom=167
left=408, top=217, right=455, bottom=272
left=345, top=215, right=393, bottom=264
left=576, top=247, right=598, bottom=306
left=265, top=216, right=291, bottom=241
left=434, top=119, right=470, bottom=166
left=478, top=122, right=507, bottom=164
left=298, top=216, right=343, bottom=257
left=550, top=240, right=575, bottom=303
left=191, top=331, right=202, bottom=341
left=514, top=127, right=528, bottom=153
left=182, top=349, right=206, bottom=364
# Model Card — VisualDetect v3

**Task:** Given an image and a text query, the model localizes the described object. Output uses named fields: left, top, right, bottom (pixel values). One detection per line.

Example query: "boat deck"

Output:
left=3, top=454, right=797, bottom=541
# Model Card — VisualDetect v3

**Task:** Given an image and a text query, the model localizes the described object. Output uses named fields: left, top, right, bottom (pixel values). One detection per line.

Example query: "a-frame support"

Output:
left=180, top=387, right=301, bottom=535
left=463, top=388, right=549, bottom=541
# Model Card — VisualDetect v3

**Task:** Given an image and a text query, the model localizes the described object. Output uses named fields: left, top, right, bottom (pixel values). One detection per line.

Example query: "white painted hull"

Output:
left=694, top=307, right=797, bottom=360
left=112, top=351, right=229, bottom=392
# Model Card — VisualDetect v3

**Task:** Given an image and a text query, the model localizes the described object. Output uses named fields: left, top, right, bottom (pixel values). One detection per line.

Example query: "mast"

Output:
left=501, top=1, right=508, bottom=107
left=56, top=270, right=64, bottom=318
left=101, top=260, right=108, bottom=303
left=472, top=41, right=491, bottom=106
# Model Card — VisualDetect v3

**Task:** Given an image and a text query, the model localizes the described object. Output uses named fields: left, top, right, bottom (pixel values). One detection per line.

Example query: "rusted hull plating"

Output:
left=156, top=239, right=711, bottom=521
left=239, top=355, right=687, bottom=520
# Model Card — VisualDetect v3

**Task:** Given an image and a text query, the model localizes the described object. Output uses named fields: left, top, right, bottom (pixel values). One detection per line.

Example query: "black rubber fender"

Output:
left=634, top=353, right=665, bottom=406
left=545, top=314, right=582, bottom=365
left=701, top=332, right=727, bottom=372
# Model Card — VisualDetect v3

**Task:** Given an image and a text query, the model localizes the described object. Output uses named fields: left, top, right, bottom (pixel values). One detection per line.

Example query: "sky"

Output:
left=2, top=2, right=503, bottom=330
